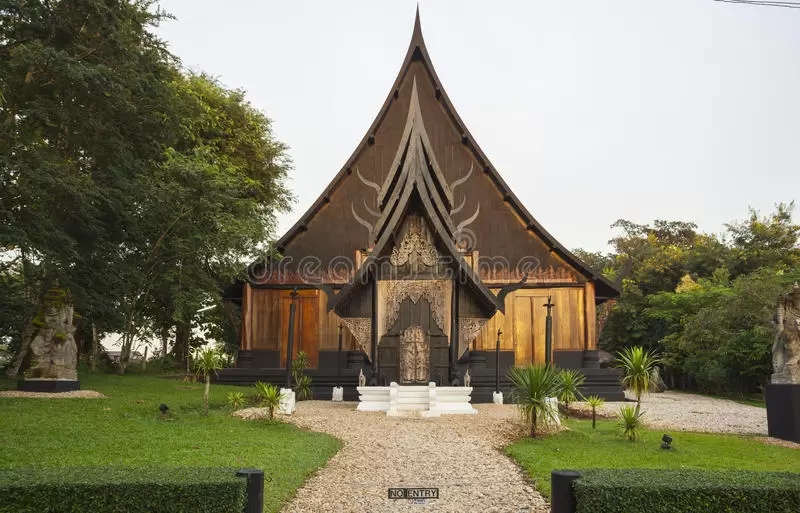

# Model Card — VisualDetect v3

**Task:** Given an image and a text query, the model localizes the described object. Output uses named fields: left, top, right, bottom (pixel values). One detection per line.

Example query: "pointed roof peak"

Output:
left=411, top=4, right=425, bottom=47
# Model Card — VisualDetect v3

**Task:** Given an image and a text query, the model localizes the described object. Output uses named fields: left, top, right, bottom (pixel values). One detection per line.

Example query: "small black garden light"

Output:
left=159, top=403, right=169, bottom=415
left=661, top=433, right=673, bottom=450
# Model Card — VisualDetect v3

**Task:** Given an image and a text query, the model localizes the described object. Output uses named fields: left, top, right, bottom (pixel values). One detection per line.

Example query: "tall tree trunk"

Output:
left=160, top=326, right=169, bottom=359
left=142, top=346, right=148, bottom=371
left=91, top=323, right=98, bottom=372
left=530, top=410, right=537, bottom=438
left=204, top=374, right=210, bottom=416
left=174, top=321, right=190, bottom=367
left=7, top=324, right=35, bottom=379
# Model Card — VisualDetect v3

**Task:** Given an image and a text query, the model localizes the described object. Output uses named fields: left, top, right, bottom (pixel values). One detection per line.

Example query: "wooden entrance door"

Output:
left=399, top=325, right=429, bottom=383
left=279, top=291, right=319, bottom=368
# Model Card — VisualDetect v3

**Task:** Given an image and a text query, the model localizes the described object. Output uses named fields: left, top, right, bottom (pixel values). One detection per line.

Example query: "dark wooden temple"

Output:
left=217, top=10, right=624, bottom=401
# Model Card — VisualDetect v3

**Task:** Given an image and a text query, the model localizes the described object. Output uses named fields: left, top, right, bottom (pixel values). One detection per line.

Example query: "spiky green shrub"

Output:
left=291, top=351, right=313, bottom=400
left=585, top=395, right=605, bottom=429
left=617, top=404, right=645, bottom=441
left=558, top=369, right=586, bottom=413
left=226, top=391, right=245, bottom=411
left=616, top=346, right=661, bottom=405
left=254, top=381, right=281, bottom=420
left=508, top=364, right=564, bottom=437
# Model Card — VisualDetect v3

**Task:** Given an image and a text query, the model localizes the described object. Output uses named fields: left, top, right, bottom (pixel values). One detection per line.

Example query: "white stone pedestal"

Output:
left=544, top=396, right=561, bottom=426
left=493, top=391, right=504, bottom=405
left=278, top=388, right=296, bottom=415
left=332, top=386, right=343, bottom=402
left=358, top=382, right=477, bottom=415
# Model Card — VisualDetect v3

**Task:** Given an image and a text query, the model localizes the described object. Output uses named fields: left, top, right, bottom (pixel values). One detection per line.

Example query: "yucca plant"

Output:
left=291, top=351, right=313, bottom=401
left=294, top=375, right=313, bottom=401
left=585, top=395, right=605, bottom=429
left=616, top=346, right=662, bottom=406
left=191, top=346, right=225, bottom=416
left=508, top=364, right=564, bottom=438
left=617, top=404, right=645, bottom=441
left=558, top=369, right=586, bottom=413
left=254, top=381, right=282, bottom=420
left=227, top=391, right=245, bottom=411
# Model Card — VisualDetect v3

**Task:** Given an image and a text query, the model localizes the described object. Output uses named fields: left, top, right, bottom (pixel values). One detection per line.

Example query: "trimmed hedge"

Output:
left=0, top=466, right=246, bottom=513
left=573, top=468, right=800, bottom=513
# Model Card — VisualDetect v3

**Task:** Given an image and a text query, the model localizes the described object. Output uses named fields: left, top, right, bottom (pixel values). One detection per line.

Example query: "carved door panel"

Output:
left=400, top=325, right=429, bottom=383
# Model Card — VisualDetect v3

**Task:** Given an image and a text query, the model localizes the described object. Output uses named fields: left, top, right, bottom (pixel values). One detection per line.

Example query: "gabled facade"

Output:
left=220, top=10, right=622, bottom=400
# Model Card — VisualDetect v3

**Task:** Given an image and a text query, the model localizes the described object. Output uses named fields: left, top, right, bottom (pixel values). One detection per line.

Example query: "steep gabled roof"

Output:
left=276, top=8, right=620, bottom=299
left=330, top=78, right=503, bottom=317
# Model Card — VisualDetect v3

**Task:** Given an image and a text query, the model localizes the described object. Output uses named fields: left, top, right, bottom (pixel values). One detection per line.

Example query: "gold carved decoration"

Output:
left=400, top=325, right=429, bottom=384
left=341, top=317, right=371, bottom=355
left=383, top=280, right=448, bottom=335
left=390, top=216, right=438, bottom=268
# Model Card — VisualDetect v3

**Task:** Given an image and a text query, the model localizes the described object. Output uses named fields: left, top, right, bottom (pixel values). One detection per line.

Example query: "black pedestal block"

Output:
left=766, top=383, right=800, bottom=443
left=18, top=380, right=80, bottom=393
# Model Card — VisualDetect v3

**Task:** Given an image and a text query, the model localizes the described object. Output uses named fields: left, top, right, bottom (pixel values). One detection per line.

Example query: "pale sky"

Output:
left=154, top=0, right=800, bottom=253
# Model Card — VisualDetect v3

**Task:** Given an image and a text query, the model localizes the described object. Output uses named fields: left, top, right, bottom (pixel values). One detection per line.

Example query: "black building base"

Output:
left=766, top=383, right=800, bottom=443
left=17, top=379, right=80, bottom=393
left=218, top=348, right=626, bottom=403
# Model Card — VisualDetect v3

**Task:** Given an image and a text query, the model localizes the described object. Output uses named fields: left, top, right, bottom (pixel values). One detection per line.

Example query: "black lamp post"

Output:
left=544, top=295, right=555, bottom=366
left=336, top=323, right=343, bottom=388
left=495, top=328, right=503, bottom=393
left=285, top=288, right=298, bottom=389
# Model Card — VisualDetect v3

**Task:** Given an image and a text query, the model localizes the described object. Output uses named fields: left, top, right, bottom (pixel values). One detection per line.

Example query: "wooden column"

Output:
left=584, top=282, right=597, bottom=350
left=241, top=283, right=252, bottom=350
left=450, top=277, right=460, bottom=384
left=370, top=277, right=378, bottom=383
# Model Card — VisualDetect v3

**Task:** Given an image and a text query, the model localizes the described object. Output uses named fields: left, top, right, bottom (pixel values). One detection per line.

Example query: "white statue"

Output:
left=464, top=369, right=471, bottom=387
left=358, top=368, right=366, bottom=387
left=773, top=283, right=800, bottom=384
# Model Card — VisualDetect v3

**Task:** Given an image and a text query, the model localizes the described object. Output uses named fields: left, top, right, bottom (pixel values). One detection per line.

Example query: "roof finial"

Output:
left=412, top=3, right=424, bottom=45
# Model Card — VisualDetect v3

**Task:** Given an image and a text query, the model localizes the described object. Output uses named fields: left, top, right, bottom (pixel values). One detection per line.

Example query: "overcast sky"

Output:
left=154, top=0, right=800, bottom=253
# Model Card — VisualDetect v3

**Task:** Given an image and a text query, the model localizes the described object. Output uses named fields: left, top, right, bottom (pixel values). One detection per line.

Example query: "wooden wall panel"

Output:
left=513, top=296, right=533, bottom=366
left=585, top=282, right=597, bottom=350
left=475, top=287, right=586, bottom=365
left=279, top=290, right=319, bottom=368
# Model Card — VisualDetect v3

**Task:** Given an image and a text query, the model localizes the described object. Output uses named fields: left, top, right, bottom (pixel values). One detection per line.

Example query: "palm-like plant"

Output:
left=254, top=381, right=281, bottom=420
left=291, top=351, right=312, bottom=401
left=191, top=346, right=225, bottom=416
left=227, top=391, right=245, bottom=411
left=616, top=346, right=661, bottom=406
left=558, top=369, right=586, bottom=413
left=585, top=395, right=605, bottom=429
left=508, top=364, right=564, bottom=438
left=617, top=404, right=645, bottom=441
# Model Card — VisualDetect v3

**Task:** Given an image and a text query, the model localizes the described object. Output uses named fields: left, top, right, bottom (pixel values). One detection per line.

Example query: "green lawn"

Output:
left=0, top=373, right=340, bottom=512
left=506, top=418, right=800, bottom=498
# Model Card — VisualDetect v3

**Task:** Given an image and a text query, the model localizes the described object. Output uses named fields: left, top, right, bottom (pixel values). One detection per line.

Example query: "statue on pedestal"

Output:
left=772, top=283, right=800, bottom=385
left=20, top=287, right=79, bottom=386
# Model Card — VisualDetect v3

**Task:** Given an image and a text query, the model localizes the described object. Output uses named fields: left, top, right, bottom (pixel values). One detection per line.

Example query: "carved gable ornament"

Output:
left=383, top=280, right=448, bottom=336
left=390, top=215, right=439, bottom=268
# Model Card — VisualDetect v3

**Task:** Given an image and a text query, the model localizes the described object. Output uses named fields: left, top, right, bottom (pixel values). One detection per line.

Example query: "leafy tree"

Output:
left=585, top=395, right=605, bottom=429
left=726, top=202, right=800, bottom=276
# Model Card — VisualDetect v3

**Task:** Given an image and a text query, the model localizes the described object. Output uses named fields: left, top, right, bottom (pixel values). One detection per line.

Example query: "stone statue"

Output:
left=24, top=288, right=78, bottom=381
left=358, top=368, right=366, bottom=387
left=772, top=283, right=800, bottom=385
left=464, top=369, right=471, bottom=388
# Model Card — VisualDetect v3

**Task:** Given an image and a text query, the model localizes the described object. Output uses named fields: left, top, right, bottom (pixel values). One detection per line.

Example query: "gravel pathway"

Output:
left=281, top=402, right=548, bottom=513
left=576, top=391, right=768, bottom=435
